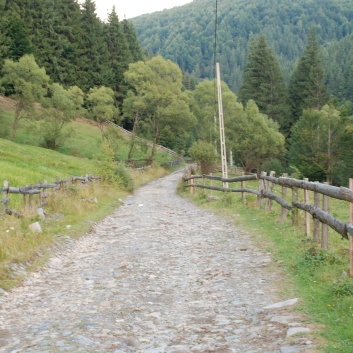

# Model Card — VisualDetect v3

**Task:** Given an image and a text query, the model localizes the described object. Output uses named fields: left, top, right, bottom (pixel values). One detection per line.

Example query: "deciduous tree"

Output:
left=288, top=105, right=347, bottom=184
left=124, top=56, right=196, bottom=160
left=39, top=83, right=84, bottom=149
left=87, top=86, right=119, bottom=137
left=228, top=100, right=285, bottom=173
left=0, top=54, right=49, bottom=140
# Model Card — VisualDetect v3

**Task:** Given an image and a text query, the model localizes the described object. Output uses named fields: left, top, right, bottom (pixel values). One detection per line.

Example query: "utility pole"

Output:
left=216, top=62, right=228, bottom=188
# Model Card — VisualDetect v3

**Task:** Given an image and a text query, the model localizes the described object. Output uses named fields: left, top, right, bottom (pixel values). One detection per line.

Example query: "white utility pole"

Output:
left=216, top=62, right=228, bottom=188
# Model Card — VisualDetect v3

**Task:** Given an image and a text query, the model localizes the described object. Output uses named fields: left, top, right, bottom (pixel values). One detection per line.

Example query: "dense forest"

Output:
left=132, top=0, right=353, bottom=100
left=0, top=0, right=143, bottom=98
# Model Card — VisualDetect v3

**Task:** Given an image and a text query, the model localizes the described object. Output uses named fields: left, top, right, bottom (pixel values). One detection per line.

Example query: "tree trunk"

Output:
left=149, top=113, right=159, bottom=163
left=128, top=112, right=139, bottom=161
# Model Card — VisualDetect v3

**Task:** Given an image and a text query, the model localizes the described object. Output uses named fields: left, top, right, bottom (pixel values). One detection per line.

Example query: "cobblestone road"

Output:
left=0, top=170, right=317, bottom=353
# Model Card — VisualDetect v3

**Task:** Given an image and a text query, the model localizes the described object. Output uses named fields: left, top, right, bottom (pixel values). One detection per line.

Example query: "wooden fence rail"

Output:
left=1, top=174, right=100, bottom=217
left=183, top=170, right=353, bottom=277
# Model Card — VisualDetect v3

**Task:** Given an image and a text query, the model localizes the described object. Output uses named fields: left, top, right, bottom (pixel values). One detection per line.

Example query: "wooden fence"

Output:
left=183, top=170, right=353, bottom=277
left=1, top=174, right=100, bottom=217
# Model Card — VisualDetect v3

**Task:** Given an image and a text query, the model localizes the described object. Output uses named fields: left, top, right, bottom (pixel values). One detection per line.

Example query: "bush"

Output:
left=188, top=140, right=217, bottom=174
left=98, top=142, right=134, bottom=191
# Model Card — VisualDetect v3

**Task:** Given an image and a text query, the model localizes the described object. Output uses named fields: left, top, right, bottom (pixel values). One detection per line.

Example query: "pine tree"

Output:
left=238, top=35, right=290, bottom=134
left=121, top=19, right=144, bottom=62
left=49, top=0, right=83, bottom=87
left=289, top=28, right=328, bottom=122
left=104, top=7, right=131, bottom=101
left=78, top=0, right=112, bottom=91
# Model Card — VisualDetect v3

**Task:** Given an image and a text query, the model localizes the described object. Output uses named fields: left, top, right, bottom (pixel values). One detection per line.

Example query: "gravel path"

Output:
left=0, top=170, right=317, bottom=353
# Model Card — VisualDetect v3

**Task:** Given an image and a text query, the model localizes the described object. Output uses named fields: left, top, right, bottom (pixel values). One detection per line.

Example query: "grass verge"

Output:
left=178, top=178, right=353, bottom=353
left=0, top=136, right=176, bottom=290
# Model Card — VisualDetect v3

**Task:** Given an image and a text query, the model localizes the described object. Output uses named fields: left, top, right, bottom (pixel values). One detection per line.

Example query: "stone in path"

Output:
left=0, top=171, right=317, bottom=353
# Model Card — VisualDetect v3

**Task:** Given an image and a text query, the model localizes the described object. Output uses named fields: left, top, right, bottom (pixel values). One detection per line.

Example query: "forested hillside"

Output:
left=132, top=0, right=353, bottom=98
left=0, top=0, right=143, bottom=99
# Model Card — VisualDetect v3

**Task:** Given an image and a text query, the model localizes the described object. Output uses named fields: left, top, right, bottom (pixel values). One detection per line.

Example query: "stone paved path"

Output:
left=0, top=170, right=317, bottom=353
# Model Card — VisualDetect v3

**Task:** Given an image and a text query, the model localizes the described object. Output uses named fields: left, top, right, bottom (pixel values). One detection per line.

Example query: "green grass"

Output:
left=0, top=107, right=177, bottom=166
left=179, top=176, right=353, bottom=353
left=0, top=137, right=174, bottom=289
left=0, top=101, right=178, bottom=290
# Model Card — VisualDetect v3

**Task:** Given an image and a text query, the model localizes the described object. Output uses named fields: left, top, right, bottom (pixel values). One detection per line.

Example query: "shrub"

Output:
left=188, top=140, right=217, bottom=174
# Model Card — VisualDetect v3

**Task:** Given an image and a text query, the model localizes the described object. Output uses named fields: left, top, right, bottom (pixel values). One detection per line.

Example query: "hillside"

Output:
left=132, top=0, right=353, bottom=98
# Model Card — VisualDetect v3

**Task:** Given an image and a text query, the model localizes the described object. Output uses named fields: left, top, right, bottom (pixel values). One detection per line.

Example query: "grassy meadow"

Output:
left=0, top=104, right=177, bottom=290
left=179, top=175, right=353, bottom=353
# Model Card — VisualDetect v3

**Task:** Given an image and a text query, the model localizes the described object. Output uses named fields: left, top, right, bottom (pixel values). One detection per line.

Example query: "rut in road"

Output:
left=0, top=170, right=317, bottom=353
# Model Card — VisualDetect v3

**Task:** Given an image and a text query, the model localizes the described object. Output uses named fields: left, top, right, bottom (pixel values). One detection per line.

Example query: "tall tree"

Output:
left=288, top=105, right=345, bottom=183
left=121, top=19, right=144, bottom=62
left=238, top=35, right=290, bottom=134
left=227, top=100, right=285, bottom=173
left=124, top=56, right=196, bottom=159
left=79, top=0, right=111, bottom=91
left=0, top=55, right=50, bottom=140
left=289, top=29, right=328, bottom=123
left=190, top=79, right=243, bottom=145
left=39, top=83, right=84, bottom=149
left=104, top=7, right=131, bottom=101
left=87, top=86, right=119, bottom=137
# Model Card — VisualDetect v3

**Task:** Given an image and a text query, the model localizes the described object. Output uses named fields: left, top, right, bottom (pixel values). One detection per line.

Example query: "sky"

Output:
left=91, top=0, right=193, bottom=21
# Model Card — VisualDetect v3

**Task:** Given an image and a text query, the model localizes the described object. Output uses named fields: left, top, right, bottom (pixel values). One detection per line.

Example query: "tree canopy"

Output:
left=123, top=56, right=196, bottom=159
left=132, top=0, right=353, bottom=101
left=238, top=34, right=290, bottom=134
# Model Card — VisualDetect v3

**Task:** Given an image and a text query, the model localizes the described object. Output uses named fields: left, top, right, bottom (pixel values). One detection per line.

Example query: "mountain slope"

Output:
left=132, top=0, right=353, bottom=96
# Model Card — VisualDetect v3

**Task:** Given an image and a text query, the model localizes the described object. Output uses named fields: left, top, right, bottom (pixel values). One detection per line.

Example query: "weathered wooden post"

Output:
left=321, top=181, right=329, bottom=250
left=210, top=173, right=213, bottom=197
left=292, top=187, right=298, bottom=225
left=38, top=181, right=42, bottom=207
left=281, top=173, right=288, bottom=221
left=191, top=175, right=195, bottom=195
left=257, top=172, right=266, bottom=207
left=42, top=180, right=48, bottom=206
left=313, top=186, right=321, bottom=243
left=266, top=171, right=275, bottom=211
left=2, top=180, right=9, bottom=212
left=349, top=179, right=353, bottom=277
left=241, top=172, right=246, bottom=204
left=29, top=192, right=34, bottom=212
left=304, top=178, right=311, bottom=236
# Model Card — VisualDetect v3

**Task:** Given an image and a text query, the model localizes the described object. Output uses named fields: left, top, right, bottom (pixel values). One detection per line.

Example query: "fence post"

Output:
left=266, top=171, right=275, bottom=211
left=210, top=173, right=213, bottom=197
left=304, top=178, right=311, bottom=236
left=292, top=187, right=298, bottom=225
left=29, top=193, right=33, bottom=212
left=321, top=182, right=329, bottom=250
left=191, top=175, right=195, bottom=195
left=38, top=181, right=42, bottom=207
left=313, top=186, right=321, bottom=243
left=281, top=173, right=288, bottom=221
left=257, top=171, right=266, bottom=207
left=349, top=179, right=353, bottom=277
left=2, top=180, right=9, bottom=212
left=241, top=171, right=246, bottom=204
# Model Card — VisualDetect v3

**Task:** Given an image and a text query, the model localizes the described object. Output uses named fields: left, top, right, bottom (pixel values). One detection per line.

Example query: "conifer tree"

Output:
left=289, top=29, right=328, bottom=122
left=238, top=35, right=290, bottom=134
left=121, top=19, right=144, bottom=62
left=104, top=7, right=132, bottom=101
left=79, top=0, right=112, bottom=91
